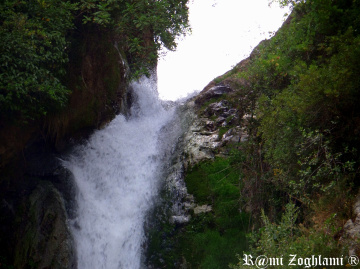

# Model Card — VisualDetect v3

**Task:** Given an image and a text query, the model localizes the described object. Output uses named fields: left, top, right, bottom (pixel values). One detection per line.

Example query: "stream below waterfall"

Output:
left=64, top=78, right=186, bottom=269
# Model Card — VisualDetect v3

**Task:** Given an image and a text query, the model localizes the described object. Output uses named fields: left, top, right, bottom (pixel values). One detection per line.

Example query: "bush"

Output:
left=0, top=0, right=75, bottom=121
left=231, top=203, right=345, bottom=269
left=177, top=151, right=249, bottom=268
left=0, top=0, right=190, bottom=122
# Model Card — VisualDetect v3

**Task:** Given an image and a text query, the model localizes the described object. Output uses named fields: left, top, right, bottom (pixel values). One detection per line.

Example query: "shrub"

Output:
left=231, top=203, right=345, bottom=269
left=0, top=0, right=75, bottom=121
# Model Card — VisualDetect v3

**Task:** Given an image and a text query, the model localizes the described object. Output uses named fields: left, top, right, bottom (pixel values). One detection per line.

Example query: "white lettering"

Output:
left=243, top=254, right=344, bottom=267
left=311, top=255, right=318, bottom=267
left=304, top=257, right=311, bottom=268
left=297, top=257, right=303, bottom=266
left=323, top=257, right=329, bottom=266
left=243, top=254, right=254, bottom=266
left=328, top=257, right=342, bottom=266
left=269, top=257, right=283, bottom=266
left=256, top=256, right=268, bottom=267
left=288, top=254, right=297, bottom=266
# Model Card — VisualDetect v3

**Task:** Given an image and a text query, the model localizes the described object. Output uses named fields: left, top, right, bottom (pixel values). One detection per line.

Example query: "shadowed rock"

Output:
left=14, top=182, right=75, bottom=269
left=194, top=85, right=233, bottom=106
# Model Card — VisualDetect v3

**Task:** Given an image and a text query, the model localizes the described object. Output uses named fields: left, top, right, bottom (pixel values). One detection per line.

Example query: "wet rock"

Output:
left=205, top=120, right=215, bottom=131
left=242, top=113, right=256, bottom=125
left=221, top=128, right=237, bottom=143
left=215, top=116, right=226, bottom=127
left=341, top=192, right=360, bottom=256
left=182, top=99, right=245, bottom=168
left=193, top=205, right=212, bottom=215
left=195, top=85, right=233, bottom=106
left=14, top=182, right=75, bottom=269
left=183, top=120, right=220, bottom=167
left=204, top=100, right=231, bottom=118
left=170, top=215, right=191, bottom=225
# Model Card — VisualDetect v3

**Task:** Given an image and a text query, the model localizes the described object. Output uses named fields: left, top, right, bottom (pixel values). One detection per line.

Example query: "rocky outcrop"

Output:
left=193, top=204, right=212, bottom=215
left=164, top=83, right=248, bottom=226
left=342, top=192, right=360, bottom=256
left=182, top=92, right=249, bottom=168
left=0, top=25, right=129, bottom=268
left=194, top=85, right=233, bottom=106
left=0, top=28, right=129, bottom=170
left=14, top=182, right=75, bottom=269
left=45, top=28, right=129, bottom=149
left=0, top=141, right=76, bottom=268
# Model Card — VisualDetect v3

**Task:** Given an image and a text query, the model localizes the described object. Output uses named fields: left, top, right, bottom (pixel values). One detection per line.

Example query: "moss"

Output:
left=198, top=96, right=222, bottom=115
left=174, top=151, right=249, bottom=268
left=218, top=126, right=230, bottom=140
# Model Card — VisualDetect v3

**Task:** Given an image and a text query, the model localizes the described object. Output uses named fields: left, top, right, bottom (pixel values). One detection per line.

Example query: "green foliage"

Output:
left=185, top=153, right=243, bottom=211
left=178, top=151, right=249, bottom=268
left=215, top=0, right=360, bottom=264
left=220, top=0, right=360, bottom=208
left=257, top=27, right=360, bottom=203
left=231, top=203, right=344, bottom=269
left=0, top=0, right=190, bottom=121
left=78, top=0, right=117, bottom=25
left=77, top=0, right=190, bottom=78
left=180, top=225, right=248, bottom=269
left=252, top=203, right=300, bottom=257
left=0, top=0, right=75, bottom=121
left=117, top=0, right=190, bottom=78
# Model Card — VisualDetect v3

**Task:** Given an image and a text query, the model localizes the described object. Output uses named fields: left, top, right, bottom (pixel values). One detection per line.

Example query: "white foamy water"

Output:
left=64, top=78, right=176, bottom=269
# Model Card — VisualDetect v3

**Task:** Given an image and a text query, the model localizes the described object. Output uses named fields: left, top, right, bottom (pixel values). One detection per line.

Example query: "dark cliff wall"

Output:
left=0, top=26, right=129, bottom=168
left=0, top=26, right=129, bottom=268
left=46, top=26, right=129, bottom=148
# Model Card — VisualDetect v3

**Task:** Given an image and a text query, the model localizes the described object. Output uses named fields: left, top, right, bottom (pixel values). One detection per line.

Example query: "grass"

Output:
left=178, top=151, right=250, bottom=268
left=145, top=149, right=250, bottom=268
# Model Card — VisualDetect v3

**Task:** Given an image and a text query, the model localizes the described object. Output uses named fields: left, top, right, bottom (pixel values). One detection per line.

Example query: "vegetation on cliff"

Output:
left=0, top=1, right=190, bottom=268
left=228, top=0, right=360, bottom=222
left=0, top=0, right=189, bottom=123
left=0, top=0, right=190, bottom=171
left=175, top=0, right=360, bottom=267
left=0, top=0, right=75, bottom=122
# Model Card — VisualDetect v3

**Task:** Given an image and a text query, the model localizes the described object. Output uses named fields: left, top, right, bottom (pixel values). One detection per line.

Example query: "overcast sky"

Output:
left=157, top=0, right=289, bottom=100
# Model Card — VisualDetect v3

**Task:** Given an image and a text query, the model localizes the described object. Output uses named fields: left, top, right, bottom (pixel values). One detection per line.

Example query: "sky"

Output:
left=157, top=0, right=290, bottom=100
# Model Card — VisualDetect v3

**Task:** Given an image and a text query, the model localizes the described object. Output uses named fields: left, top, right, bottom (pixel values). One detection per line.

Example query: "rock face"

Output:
left=14, top=182, right=75, bottom=269
left=166, top=84, right=247, bottom=224
left=193, top=204, right=212, bottom=215
left=0, top=27, right=129, bottom=268
left=46, top=29, right=129, bottom=149
left=182, top=90, right=249, bottom=168
left=194, top=85, right=233, bottom=106
left=182, top=105, right=221, bottom=166
left=0, top=29, right=129, bottom=169
left=342, top=192, right=360, bottom=256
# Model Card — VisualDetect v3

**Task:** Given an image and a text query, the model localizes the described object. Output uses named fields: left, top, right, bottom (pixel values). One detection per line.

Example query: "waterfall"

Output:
left=64, top=78, right=178, bottom=269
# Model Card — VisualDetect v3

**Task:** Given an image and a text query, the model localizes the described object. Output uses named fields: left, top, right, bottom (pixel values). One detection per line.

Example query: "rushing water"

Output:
left=64, top=78, right=179, bottom=269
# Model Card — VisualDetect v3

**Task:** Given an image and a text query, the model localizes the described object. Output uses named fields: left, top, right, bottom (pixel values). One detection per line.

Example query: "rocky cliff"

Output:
left=144, top=80, right=253, bottom=268
left=0, top=26, right=129, bottom=268
left=156, top=1, right=360, bottom=265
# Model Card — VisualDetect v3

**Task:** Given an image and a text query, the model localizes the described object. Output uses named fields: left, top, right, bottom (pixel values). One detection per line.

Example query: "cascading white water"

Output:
left=64, top=78, right=176, bottom=269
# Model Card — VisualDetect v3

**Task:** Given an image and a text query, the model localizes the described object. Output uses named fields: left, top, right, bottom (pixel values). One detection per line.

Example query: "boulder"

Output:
left=183, top=118, right=221, bottom=168
left=341, top=192, right=360, bottom=256
left=204, top=100, right=231, bottom=117
left=14, top=182, right=75, bottom=269
left=195, top=85, right=233, bottom=106
left=193, top=205, right=212, bottom=215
